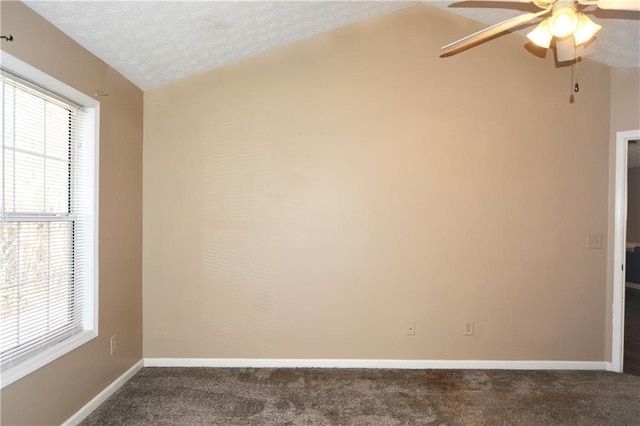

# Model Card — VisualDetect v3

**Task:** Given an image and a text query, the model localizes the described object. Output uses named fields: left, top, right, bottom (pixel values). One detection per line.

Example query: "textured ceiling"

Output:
left=22, top=1, right=640, bottom=91
left=23, top=1, right=410, bottom=90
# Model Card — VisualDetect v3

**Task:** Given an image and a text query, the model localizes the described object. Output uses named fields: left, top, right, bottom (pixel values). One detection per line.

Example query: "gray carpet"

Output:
left=81, top=368, right=640, bottom=425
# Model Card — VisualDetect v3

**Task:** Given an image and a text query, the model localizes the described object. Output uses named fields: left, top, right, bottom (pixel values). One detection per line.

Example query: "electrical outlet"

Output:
left=110, top=335, right=117, bottom=355
left=407, top=322, right=416, bottom=336
left=587, top=233, right=602, bottom=249
left=463, top=320, right=474, bottom=336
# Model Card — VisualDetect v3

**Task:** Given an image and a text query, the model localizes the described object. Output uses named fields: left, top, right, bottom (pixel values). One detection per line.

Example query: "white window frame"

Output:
left=0, top=51, right=99, bottom=389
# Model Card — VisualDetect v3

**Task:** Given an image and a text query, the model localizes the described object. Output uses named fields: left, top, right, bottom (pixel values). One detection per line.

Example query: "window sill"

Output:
left=0, top=330, right=97, bottom=389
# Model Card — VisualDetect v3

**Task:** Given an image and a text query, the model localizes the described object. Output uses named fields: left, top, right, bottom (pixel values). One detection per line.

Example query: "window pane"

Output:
left=46, top=158, right=70, bottom=213
left=14, top=88, right=45, bottom=156
left=3, top=83, right=72, bottom=215
left=0, top=221, right=74, bottom=355
left=49, top=222, right=73, bottom=276
left=18, top=222, right=49, bottom=283
left=3, top=147, right=14, bottom=210
left=19, top=279, right=51, bottom=343
left=0, top=222, right=19, bottom=286
left=45, top=103, right=71, bottom=161
left=10, top=151, right=45, bottom=213
left=49, top=273, right=72, bottom=327
left=0, top=286, right=19, bottom=352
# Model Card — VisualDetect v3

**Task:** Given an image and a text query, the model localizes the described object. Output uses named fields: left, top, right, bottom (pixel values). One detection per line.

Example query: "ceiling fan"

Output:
left=441, top=0, right=640, bottom=61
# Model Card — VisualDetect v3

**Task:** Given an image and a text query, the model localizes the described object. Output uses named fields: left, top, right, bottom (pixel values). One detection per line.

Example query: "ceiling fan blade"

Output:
left=596, top=0, right=640, bottom=10
left=446, top=0, right=553, bottom=13
left=449, top=0, right=539, bottom=2
left=441, top=6, right=552, bottom=55
left=447, top=0, right=548, bottom=4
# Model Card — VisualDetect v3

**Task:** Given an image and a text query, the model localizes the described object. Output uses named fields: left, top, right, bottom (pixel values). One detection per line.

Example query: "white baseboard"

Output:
left=605, top=361, right=620, bottom=372
left=144, top=358, right=606, bottom=371
left=62, top=359, right=144, bottom=426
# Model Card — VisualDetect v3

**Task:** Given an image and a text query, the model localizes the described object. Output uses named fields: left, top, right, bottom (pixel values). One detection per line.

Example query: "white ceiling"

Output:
left=23, top=1, right=640, bottom=91
left=23, top=1, right=410, bottom=90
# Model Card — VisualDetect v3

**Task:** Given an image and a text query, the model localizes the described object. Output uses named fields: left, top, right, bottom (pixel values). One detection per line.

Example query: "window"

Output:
left=0, top=53, right=99, bottom=388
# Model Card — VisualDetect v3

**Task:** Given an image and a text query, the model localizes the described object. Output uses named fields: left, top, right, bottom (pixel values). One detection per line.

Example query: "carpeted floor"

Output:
left=81, top=368, right=640, bottom=425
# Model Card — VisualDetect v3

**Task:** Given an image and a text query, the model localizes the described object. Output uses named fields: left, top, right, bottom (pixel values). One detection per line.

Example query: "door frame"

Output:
left=611, top=129, right=640, bottom=372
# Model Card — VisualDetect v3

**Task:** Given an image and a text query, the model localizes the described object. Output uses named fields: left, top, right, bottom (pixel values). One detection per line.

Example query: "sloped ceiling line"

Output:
left=23, top=1, right=640, bottom=91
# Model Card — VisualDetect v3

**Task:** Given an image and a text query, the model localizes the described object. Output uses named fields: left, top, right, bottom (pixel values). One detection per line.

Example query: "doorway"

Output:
left=611, top=129, right=640, bottom=373
left=624, top=138, right=640, bottom=374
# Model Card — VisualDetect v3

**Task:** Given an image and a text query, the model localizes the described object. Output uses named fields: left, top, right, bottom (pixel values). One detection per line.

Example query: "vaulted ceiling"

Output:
left=23, top=1, right=640, bottom=91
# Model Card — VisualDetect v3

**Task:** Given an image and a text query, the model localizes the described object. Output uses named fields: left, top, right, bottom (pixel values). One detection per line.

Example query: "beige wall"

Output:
left=610, top=68, right=640, bottom=135
left=605, top=67, right=640, bottom=361
left=612, top=68, right=640, bottom=246
left=144, top=5, right=611, bottom=361
left=628, top=167, right=640, bottom=244
left=0, top=2, right=143, bottom=425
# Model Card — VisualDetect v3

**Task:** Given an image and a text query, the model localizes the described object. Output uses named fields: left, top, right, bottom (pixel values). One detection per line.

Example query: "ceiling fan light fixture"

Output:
left=440, top=0, right=638, bottom=61
left=527, top=20, right=553, bottom=48
left=574, top=15, right=602, bottom=45
left=549, top=6, right=578, bottom=38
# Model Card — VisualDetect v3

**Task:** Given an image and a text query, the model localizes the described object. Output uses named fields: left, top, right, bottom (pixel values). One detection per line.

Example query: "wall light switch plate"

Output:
left=463, top=320, right=474, bottom=336
left=587, top=233, right=602, bottom=249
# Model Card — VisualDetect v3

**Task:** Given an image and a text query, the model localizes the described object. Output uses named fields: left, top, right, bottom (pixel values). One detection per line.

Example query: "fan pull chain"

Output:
left=573, top=57, right=580, bottom=93
left=570, top=48, right=580, bottom=104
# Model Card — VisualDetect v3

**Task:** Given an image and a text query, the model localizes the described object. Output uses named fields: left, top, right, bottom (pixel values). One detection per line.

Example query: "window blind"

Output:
left=1, top=74, right=92, bottom=369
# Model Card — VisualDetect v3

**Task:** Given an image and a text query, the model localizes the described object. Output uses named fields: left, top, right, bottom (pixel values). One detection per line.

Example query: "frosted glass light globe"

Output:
left=549, top=7, right=578, bottom=38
